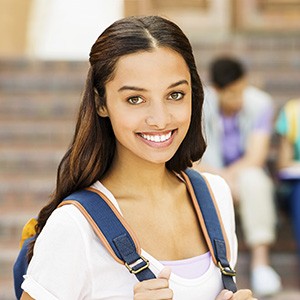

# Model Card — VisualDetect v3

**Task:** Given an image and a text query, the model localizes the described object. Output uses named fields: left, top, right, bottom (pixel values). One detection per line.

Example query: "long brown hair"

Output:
left=28, top=15, right=206, bottom=261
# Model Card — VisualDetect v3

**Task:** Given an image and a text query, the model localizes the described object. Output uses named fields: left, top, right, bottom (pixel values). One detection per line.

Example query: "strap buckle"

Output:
left=125, top=256, right=150, bottom=274
left=218, top=261, right=236, bottom=276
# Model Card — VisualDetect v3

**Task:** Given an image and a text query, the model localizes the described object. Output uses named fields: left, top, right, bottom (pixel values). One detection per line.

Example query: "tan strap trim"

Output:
left=58, top=187, right=142, bottom=264
left=181, top=172, right=231, bottom=265
left=202, top=175, right=231, bottom=261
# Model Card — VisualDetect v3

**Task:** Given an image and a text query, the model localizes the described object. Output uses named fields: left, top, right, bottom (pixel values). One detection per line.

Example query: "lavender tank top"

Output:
left=160, top=252, right=211, bottom=279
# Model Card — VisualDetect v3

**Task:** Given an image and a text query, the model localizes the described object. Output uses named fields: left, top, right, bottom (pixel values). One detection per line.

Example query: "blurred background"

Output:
left=0, top=0, right=300, bottom=299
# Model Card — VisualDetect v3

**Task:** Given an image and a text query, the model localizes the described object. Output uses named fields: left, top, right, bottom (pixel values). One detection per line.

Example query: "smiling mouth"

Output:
left=139, top=131, right=173, bottom=143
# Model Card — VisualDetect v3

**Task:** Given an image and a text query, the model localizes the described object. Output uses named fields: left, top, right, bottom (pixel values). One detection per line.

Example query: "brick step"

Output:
left=194, top=34, right=300, bottom=51
left=244, top=54, right=300, bottom=71
left=0, top=72, right=85, bottom=93
left=0, top=120, right=74, bottom=147
left=0, top=278, right=15, bottom=300
left=0, top=60, right=87, bottom=95
left=0, top=210, right=39, bottom=243
left=195, top=49, right=300, bottom=71
left=0, top=92, right=80, bottom=120
left=216, top=69, right=298, bottom=90
left=0, top=243, right=20, bottom=278
left=0, top=175, right=55, bottom=208
left=195, top=54, right=300, bottom=75
left=0, top=147, right=66, bottom=176
left=0, top=224, right=32, bottom=300
left=0, top=59, right=88, bottom=74
left=237, top=35, right=300, bottom=52
left=262, top=75, right=300, bottom=93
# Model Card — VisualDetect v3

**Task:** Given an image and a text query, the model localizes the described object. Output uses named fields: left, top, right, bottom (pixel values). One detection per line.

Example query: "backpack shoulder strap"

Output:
left=58, top=188, right=155, bottom=282
left=183, top=168, right=237, bottom=293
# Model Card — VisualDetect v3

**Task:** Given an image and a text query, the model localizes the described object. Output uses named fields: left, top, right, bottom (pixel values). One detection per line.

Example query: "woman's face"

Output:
left=99, top=47, right=192, bottom=166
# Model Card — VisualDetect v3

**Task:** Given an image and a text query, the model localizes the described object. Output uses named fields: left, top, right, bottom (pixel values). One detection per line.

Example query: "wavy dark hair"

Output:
left=27, top=15, right=206, bottom=260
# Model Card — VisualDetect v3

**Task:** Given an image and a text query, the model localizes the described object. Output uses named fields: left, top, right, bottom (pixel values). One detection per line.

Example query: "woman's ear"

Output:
left=97, top=105, right=109, bottom=117
left=94, top=88, right=109, bottom=117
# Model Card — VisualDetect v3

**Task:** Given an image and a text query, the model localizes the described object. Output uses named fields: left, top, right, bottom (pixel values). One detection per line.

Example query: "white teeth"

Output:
left=140, top=131, right=172, bottom=142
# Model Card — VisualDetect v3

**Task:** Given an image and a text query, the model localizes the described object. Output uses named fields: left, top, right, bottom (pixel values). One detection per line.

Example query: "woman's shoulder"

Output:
left=41, top=203, right=95, bottom=242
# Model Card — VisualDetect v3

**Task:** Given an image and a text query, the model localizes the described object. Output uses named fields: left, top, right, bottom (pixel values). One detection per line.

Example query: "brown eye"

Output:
left=128, top=96, right=143, bottom=105
left=169, top=92, right=184, bottom=100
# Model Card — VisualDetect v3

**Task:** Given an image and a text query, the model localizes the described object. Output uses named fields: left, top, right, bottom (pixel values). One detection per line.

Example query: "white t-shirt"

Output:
left=22, top=173, right=237, bottom=300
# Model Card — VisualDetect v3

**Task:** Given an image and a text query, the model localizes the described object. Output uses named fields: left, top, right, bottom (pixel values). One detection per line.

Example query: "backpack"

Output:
left=13, top=168, right=237, bottom=299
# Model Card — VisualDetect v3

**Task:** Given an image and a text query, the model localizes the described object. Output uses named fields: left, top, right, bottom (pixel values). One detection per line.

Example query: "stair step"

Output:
left=0, top=211, right=38, bottom=242
left=0, top=60, right=88, bottom=93
left=0, top=147, right=66, bottom=176
left=0, top=175, right=55, bottom=208
left=0, top=120, right=74, bottom=147
left=0, top=72, right=85, bottom=93
left=0, top=59, right=88, bottom=73
left=0, top=244, right=19, bottom=277
left=0, top=278, right=15, bottom=300
left=0, top=92, right=80, bottom=120
left=195, top=50, right=300, bottom=72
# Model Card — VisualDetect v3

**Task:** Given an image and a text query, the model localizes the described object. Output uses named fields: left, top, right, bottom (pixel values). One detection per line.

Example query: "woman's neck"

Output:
left=101, top=152, right=179, bottom=202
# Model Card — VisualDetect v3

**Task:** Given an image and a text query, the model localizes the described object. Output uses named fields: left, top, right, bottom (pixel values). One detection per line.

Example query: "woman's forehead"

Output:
left=107, top=47, right=191, bottom=90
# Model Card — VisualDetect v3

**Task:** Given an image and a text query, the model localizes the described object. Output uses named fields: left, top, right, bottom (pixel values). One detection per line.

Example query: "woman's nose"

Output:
left=145, top=101, right=171, bottom=129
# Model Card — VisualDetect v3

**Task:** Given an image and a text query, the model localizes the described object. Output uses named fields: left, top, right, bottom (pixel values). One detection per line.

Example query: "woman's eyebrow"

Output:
left=118, top=86, right=147, bottom=92
left=118, top=79, right=189, bottom=93
left=167, top=80, right=189, bottom=89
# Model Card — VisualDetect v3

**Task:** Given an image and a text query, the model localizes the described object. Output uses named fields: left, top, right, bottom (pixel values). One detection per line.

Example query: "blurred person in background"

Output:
left=275, top=98, right=300, bottom=257
left=194, top=57, right=281, bottom=297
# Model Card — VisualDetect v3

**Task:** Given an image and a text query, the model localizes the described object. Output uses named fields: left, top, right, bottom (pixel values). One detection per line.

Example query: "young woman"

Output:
left=21, top=16, right=256, bottom=300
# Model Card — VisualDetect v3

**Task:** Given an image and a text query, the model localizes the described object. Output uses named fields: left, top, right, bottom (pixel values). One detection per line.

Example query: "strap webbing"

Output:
left=184, top=169, right=237, bottom=292
left=64, top=190, right=155, bottom=281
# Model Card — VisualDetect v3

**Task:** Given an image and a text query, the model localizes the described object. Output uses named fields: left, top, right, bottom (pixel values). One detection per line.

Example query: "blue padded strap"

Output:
left=184, top=168, right=237, bottom=292
left=184, top=169, right=224, bottom=256
left=64, top=190, right=155, bottom=281
left=215, top=239, right=237, bottom=293
left=113, top=234, right=156, bottom=281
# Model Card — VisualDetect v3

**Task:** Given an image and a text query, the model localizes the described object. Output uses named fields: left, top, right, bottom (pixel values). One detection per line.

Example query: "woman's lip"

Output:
left=137, top=130, right=177, bottom=147
left=138, top=130, right=173, bottom=143
left=138, top=130, right=173, bottom=135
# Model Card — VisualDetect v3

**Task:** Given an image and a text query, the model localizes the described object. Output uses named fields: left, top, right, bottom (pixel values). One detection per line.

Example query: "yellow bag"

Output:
left=20, top=218, right=37, bottom=248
